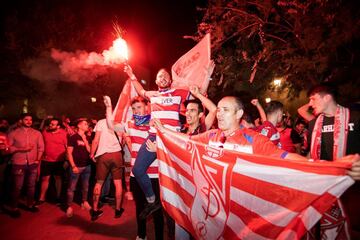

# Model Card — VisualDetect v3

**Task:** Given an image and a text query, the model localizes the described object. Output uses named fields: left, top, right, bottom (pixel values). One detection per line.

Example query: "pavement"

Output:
left=0, top=198, right=157, bottom=240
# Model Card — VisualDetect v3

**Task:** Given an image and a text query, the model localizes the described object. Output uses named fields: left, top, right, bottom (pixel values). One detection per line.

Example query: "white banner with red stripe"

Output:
left=112, top=79, right=138, bottom=124
left=171, top=33, right=211, bottom=93
left=156, top=131, right=354, bottom=239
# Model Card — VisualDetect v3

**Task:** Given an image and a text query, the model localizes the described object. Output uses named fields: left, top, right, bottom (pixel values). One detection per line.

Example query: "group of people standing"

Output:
left=0, top=60, right=359, bottom=239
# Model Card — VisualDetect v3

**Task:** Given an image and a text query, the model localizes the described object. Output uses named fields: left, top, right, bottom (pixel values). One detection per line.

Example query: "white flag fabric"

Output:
left=171, top=34, right=211, bottom=93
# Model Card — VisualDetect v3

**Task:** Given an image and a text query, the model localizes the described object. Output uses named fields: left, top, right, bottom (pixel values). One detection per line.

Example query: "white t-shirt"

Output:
left=94, top=119, right=122, bottom=158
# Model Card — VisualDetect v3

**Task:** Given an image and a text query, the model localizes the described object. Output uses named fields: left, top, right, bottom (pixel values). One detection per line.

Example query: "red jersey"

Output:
left=278, top=128, right=296, bottom=153
left=149, top=88, right=190, bottom=133
left=42, top=129, right=67, bottom=162
left=126, top=120, right=159, bottom=178
left=191, top=128, right=288, bottom=159
left=256, top=121, right=281, bottom=148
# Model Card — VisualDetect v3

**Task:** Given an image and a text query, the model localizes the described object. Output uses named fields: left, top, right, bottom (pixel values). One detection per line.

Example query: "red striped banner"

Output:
left=156, top=131, right=354, bottom=239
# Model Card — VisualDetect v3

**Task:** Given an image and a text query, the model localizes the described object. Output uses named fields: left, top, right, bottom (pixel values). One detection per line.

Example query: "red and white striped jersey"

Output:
left=149, top=88, right=190, bottom=133
left=126, top=120, right=159, bottom=178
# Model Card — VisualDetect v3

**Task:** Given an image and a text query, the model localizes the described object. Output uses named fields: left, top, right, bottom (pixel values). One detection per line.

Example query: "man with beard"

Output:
left=38, top=118, right=67, bottom=205
left=6, top=113, right=44, bottom=217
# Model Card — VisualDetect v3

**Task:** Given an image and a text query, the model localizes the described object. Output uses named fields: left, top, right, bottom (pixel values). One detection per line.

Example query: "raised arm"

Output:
left=297, top=103, right=315, bottom=122
left=251, top=99, right=267, bottom=123
left=153, top=119, right=190, bottom=142
left=124, top=65, right=148, bottom=98
left=103, top=96, right=125, bottom=133
left=189, top=85, right=217, bottom=130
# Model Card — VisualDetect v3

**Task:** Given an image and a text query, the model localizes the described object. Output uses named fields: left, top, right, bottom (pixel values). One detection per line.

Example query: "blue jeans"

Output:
left=11, top=163, right=38, bottom=208
left=132, top=134, right=157, bottom=198
left=66, top=165, right=91, bottom=206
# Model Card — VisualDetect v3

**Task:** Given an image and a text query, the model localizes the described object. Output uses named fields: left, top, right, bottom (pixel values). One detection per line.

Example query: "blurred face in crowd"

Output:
left=155, top=69, right=172, bottom=89
left=77, top=120, right=89, bottom=132
left=216, top=97, right=243, bottom=133
left=21, top=116, right=33, bottom=128
left=132, top=101, right=147, bottom=116
left=296, top=123, right=305, bottom=133
left=48, top=120, right=60, bottom=132
left=186, top=103, right=203, bottom=126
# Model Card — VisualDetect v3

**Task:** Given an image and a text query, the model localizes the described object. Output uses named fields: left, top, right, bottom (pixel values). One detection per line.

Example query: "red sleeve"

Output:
left=253, top=134, right=288, bottom=158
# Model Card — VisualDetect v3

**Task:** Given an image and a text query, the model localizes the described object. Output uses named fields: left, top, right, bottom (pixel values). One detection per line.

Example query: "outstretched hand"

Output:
left=103, top=96, right=112, bottom=108
left=344, top=154, right=360, bottom=181
left=189, top=85, right=200, bottom=97
left=124, top=64, right=136, bottom=79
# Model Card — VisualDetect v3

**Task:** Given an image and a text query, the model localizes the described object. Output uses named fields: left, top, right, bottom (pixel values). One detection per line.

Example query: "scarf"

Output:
left=310, top=105, right=350, bottom=161
left=133, top=114, right=151, bottom=126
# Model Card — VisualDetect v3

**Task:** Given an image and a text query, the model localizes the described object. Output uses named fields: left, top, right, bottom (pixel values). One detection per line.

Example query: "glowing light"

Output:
left=113, top=38, right=128, bottom=60
left=103, top=37, right=129, bottom=65
left=273, top=78, right=282, bottom=87
left=265, top=97, right=271, bottom=103
left=91, top=97, right=97, bottom=103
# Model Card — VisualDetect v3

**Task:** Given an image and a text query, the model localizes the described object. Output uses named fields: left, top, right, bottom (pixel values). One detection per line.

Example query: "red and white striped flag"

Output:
left=156, top=131, right=354, bottom=239
left=171, top=33, right=211, bottom=93
left=112, top=79, right=138, bottom=124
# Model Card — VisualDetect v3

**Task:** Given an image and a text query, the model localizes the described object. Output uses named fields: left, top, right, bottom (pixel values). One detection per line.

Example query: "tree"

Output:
left=192, top=0, right=360, bottom=104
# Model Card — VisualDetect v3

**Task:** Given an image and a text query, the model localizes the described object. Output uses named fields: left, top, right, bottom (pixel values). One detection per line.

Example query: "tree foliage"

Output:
left=192, top=0, right=360, bottom=102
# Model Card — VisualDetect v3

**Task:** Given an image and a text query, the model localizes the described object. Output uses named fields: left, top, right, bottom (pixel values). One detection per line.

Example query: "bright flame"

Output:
left=103, top=37, right=129, bottom=65
left=113, top=38, right=128, bottom=60
left=265, top=97, right=271, bottom=103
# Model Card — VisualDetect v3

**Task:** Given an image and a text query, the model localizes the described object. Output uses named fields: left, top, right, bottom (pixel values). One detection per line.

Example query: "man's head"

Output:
left=75, top=118, right=89, bottom=132
left=308, top=83, right=338, bottom=116
left=131, top=97, right=148, bottom=116
left=240, top=112, right=255, bottom=129
left=20, top=113, right=33, bottom=128
left=265, top=101, right=284, bottom=124
left=216, top=96, right=244, bottom=132
left=184, top=99, right=204, bottom=126
left=48, top=118, right=61, bottom=132
left=295, top=119, right=306, bottom=133
left=155, top=68, right=172, bottom=89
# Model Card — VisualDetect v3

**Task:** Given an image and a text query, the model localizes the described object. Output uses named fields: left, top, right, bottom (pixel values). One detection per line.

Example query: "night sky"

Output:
left=1, top=0, right=207, bottom=119
left=2, top=0, right=204, bottom=75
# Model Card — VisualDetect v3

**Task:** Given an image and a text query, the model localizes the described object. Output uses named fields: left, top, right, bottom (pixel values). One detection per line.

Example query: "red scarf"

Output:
left=310, top=105, right=350, bottom=160
left=308, top=105, right=351, bottom=240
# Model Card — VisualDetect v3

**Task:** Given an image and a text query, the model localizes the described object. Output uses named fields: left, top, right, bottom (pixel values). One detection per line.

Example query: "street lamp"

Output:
left=273, top=78, right=282, bottom=87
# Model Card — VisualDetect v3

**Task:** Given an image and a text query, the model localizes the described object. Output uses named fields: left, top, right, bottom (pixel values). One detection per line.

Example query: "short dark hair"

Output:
left=49, top=118, right=61, bottom=126
left=184, top=99, right=204, bottom=113
left=231, top=96, right=244, bottom=111
left=265, top=101, right=283, bottom=115
left=308, top=83, right=338, bottom=100
left=131, top=96, right=147, bottom=105
left=74, top=118, right=88, bottom=127
left=295, top=118, right=307, bottom=126
left=242, top=112, right=254, bottom=124
left=20, top=113, right=32, bottom=120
